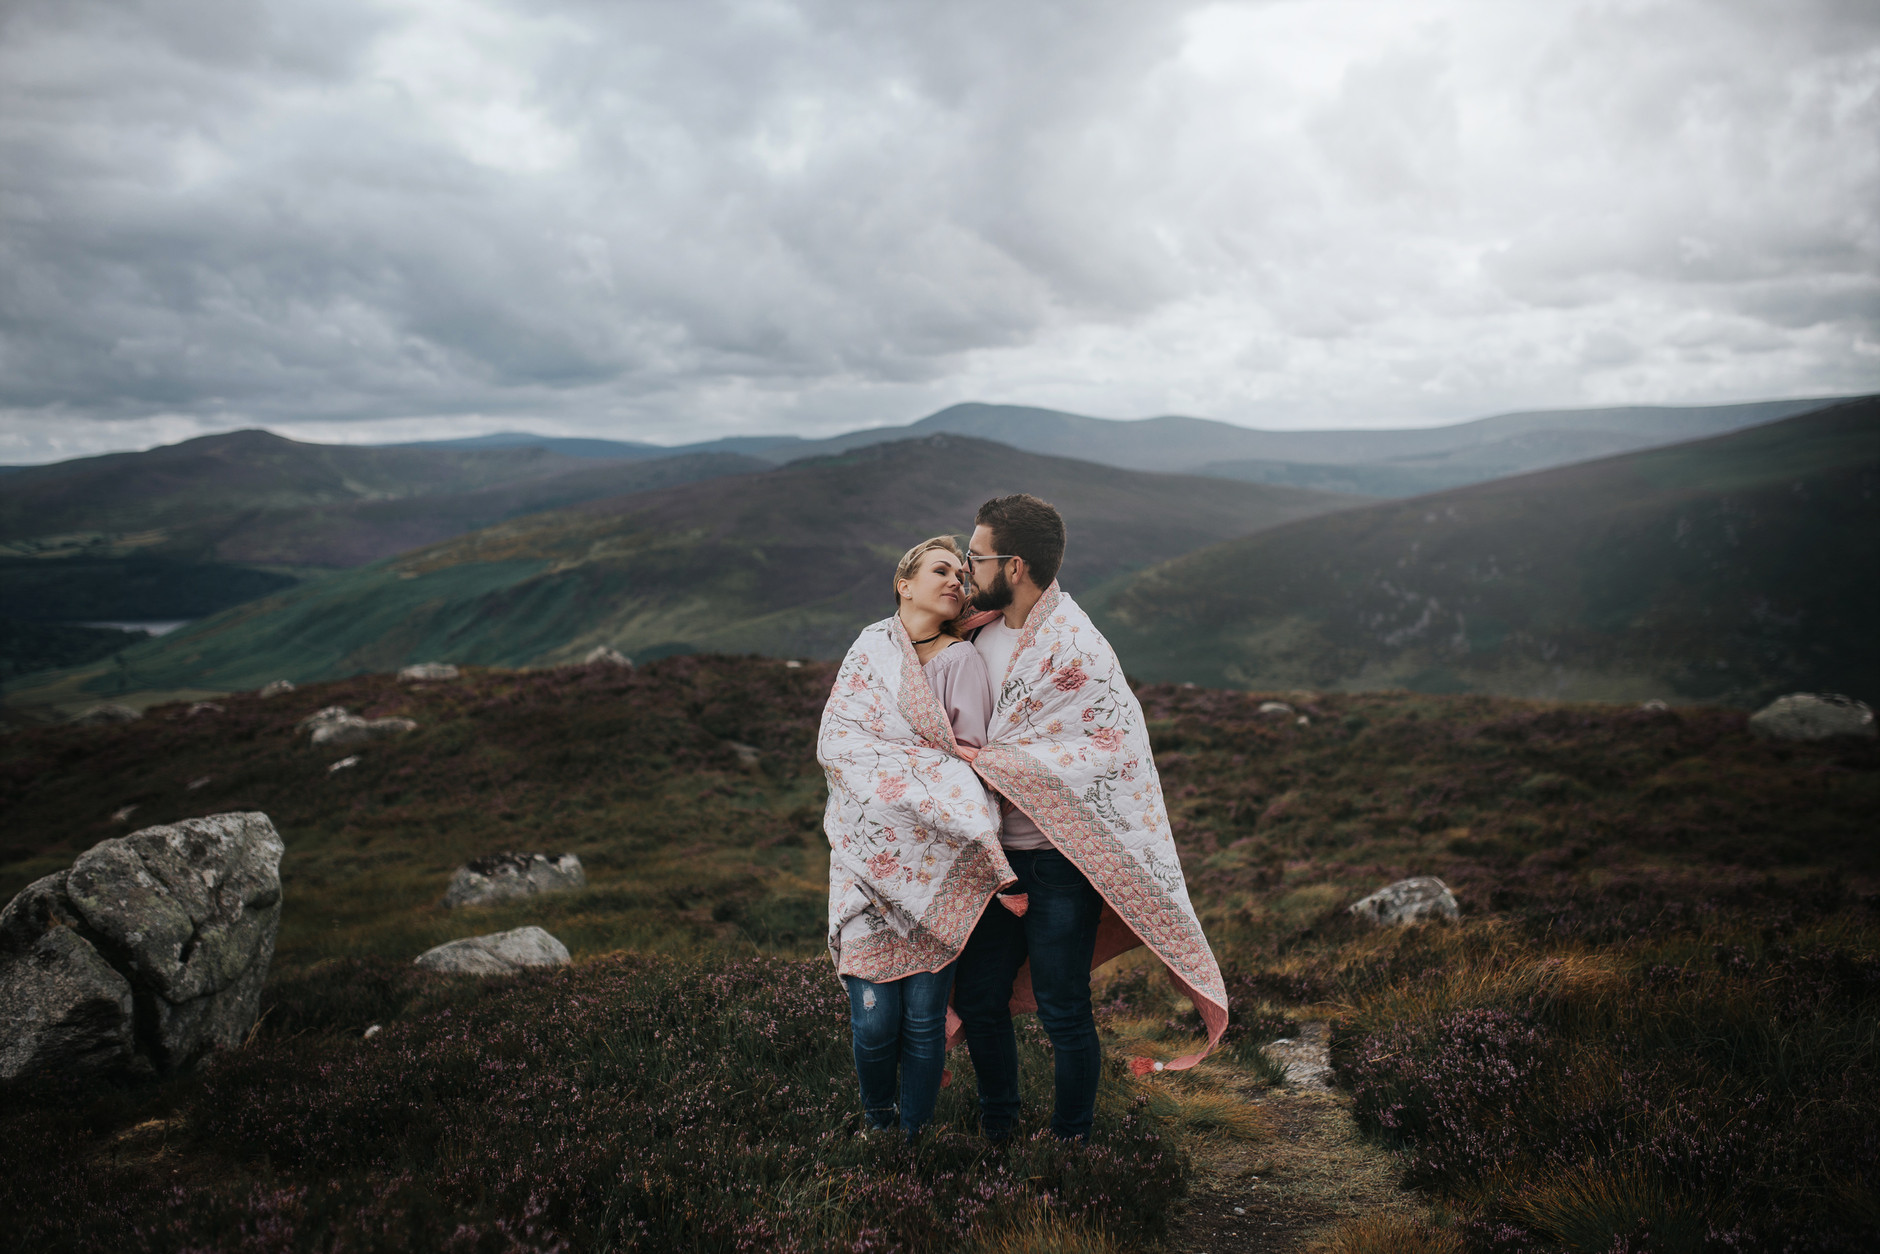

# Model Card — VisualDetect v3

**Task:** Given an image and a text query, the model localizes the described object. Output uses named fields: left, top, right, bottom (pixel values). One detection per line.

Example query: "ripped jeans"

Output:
left=843, top=963, right=956, bottom=1137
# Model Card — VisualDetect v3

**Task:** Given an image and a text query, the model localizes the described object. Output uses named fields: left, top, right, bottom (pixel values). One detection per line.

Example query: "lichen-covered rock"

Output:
left=584, top=646, right=633, bottom=667
left=258, top=679, right=296, bottom=698
left=1349, top=876, right=1459, bottom=927
left=413, top=926, right=570, bottom=975
left=299, top=705, right=418, bottom=748
left=442, top=853, right=586, bottom=909
left=0, top=875, right=136, bottom=1080
left=1748, top=693, right=1876, bottom=741
left=0, top=813, right=284, bottom=1080
left=399, top=662, right=460, bottom=682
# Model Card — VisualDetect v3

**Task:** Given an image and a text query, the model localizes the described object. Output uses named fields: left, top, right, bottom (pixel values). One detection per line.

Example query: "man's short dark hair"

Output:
left=976, top=494, right=1066, bottom=589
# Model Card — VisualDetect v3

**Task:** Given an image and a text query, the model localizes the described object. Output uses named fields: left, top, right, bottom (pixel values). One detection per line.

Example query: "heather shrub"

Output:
left=1333, top=924, right=1880, bottom=1251
left=2, top=952, right=1190, bottom=1252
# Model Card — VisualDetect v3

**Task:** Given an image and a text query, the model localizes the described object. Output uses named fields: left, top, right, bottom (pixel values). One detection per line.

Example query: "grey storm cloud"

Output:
left=0, top=0, right=1876, bottom=460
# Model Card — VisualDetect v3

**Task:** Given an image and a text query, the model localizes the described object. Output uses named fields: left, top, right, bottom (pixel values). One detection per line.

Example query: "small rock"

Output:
left=442, top=853, right=586, bottom=909
left=258, top=679, right=296, bottom=698
left=73, top=704, right=139, bottom=726
left=186, top=776, right=213, bottom=791
left=186, top=702, right=225, bottom=717
left=328, top=755, right=361, bottom=773
left=363, top=1023, right=381, bottom=1039
left=583, top=646, right=633, bottom=667
left=1748, top=692, right=1875, bottom=741
left=1257, top=701, right=1294, bottom=717
left=784, top=660, right=803, bottom=669
left=398, top=662, right=460, bottom=682
left=1639, top=699, right=1670, bottom=712
left=413, top=926, right=571, bottom=975
left=1349, top=876, right=1460, bottom=927
left=111, top=805, right=138, bottom=823
left=726, top=741, right=762, bottom=768
left=1295, top=715, right=1309, bottom=726
left=297, top=705, right=353, bottom=730
left=299, top=706, right=418, bottom=748
left=1262, top=1021, right=1333, bottom=1087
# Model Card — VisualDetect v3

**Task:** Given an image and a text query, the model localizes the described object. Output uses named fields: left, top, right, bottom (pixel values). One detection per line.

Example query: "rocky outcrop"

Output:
left=1349, top=876, right=1459, bottom=927
left=1748, top=693, right=1876, bottom=741
left=258, top=679, right=296, bottom=698
left=442, top=853, right=586, bottom=909
left=584, top=647, right=632, bottom=667
left=0, top=812, right=284, bottom=1081
left=1256, top=700, right=1294, bottom=717
left=413, top=926, right=570, bottom=975
left=299, top=705, right=419, bottom=748
left=399, top=662, right=460, bottom=682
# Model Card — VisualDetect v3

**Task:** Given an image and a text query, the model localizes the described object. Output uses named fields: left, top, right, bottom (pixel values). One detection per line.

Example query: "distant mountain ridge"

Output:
left=0, top=428, right=768, bottom=568
left=1095, top=395, right=1880, bottom=707
left=22, top=436, right=1363, bottom=696
left=385, top=395, right=1856, bottom=496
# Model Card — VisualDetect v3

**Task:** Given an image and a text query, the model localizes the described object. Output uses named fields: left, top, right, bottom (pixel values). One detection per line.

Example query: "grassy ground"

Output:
left=2, top=658, right=1876, bottom=1250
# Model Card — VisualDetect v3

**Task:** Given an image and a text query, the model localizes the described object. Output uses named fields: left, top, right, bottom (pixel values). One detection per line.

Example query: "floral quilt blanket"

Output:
left=817, top=587, right=1227, bottom=1070
left=968, top=584, right=1227, bottom=1070
left=818, top=616, right=1015, bottom=983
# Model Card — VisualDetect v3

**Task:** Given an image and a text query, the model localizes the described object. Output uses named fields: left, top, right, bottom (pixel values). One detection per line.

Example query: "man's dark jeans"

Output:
left=952, top=846, right=1104, bottom=1140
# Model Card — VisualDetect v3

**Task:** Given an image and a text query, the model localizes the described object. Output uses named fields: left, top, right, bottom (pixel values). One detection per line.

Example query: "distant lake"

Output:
left=75, top=620, right=192, bottom=636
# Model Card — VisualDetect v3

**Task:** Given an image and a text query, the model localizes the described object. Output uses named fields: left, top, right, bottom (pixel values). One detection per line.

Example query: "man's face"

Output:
left=967, top=524, right=1013, bottom=612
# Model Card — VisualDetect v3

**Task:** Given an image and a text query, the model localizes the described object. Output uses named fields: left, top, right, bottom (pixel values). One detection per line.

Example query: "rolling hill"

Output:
left=0, top=429, right=767, bottom=567
left=1094, top=395, right=1880, bottom=706
left=0, top=433, right=769, bottom=679
left=19, top=436, right=1363, bottom=697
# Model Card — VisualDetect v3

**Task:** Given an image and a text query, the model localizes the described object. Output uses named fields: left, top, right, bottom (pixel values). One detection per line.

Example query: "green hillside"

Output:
left=0, top=429, right=765, bottom=568
left=1096, top=395, right=1880, bottom=706
left=14, top=435, right=1361, bottom=698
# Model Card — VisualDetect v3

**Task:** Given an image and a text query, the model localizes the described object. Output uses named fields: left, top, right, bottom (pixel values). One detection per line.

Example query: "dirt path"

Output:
left=1166, top=1023, right=1425, bottom=1253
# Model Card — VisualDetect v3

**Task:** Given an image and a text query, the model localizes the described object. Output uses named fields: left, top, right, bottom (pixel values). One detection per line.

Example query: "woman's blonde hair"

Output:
left=893, top=535, right=969, bottom=637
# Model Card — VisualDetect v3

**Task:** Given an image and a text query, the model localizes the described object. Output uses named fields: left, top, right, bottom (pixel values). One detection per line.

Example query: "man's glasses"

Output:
left=964, top=553, right=1017, bottom=568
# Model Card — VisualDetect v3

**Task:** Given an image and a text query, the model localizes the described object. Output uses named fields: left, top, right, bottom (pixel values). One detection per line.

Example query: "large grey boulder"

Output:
left=1748, top=693, right=1875, bottom=741
left=413, top=926, right=570, bottom=975
left=299, top=705, right=419, bottom=748
left=399, top=662, right=460, bottom=682
left=1349, top=876, right=1459, bottom=927
left=0, top=812, right=284, bottom=1080
left=443, top=853, right=586, bottom=909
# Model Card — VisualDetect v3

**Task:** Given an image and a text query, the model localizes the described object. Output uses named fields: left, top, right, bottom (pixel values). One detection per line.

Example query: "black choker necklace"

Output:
left=910, top=629, right=946, bottom=646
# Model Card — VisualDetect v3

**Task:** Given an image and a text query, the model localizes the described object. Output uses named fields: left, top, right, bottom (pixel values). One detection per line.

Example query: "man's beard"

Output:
left=971, top=566, right=1014, bottom=613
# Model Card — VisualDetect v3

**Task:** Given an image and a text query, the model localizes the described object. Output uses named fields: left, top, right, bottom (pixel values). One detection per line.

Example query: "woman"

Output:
left=816, top=536, right=1013, bottom=1139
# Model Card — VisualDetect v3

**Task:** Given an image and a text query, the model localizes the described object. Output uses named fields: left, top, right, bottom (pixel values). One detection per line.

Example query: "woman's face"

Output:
left=899, top=550, right=967, bottom=620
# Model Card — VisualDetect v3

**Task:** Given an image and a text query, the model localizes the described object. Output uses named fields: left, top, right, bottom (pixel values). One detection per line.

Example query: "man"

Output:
left=953, top=494, right=1225, bottom=1142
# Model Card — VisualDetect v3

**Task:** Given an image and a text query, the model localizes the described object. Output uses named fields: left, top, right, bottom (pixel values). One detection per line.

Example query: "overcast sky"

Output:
left=1, top=0, right=1876, bottom=462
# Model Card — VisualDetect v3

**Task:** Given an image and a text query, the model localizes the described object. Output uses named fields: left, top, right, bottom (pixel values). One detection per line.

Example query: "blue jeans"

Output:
left=952, top=847, right=1105, bottom=1140
left=844, top=963, right=956, bottom=1138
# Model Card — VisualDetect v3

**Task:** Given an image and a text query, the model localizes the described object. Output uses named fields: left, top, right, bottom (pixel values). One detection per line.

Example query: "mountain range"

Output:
left=1095, top=394, right=1880, bottom=706
left=3, top=391, right=1872, bottom=711
left=19, top=437, right=1357, bottom=697
left=397, top=396, right=1846, bottom=495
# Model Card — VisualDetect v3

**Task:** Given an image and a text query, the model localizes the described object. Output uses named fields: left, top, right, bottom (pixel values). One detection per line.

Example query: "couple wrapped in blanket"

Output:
left=817, top=493, right=1227, bottom=1142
